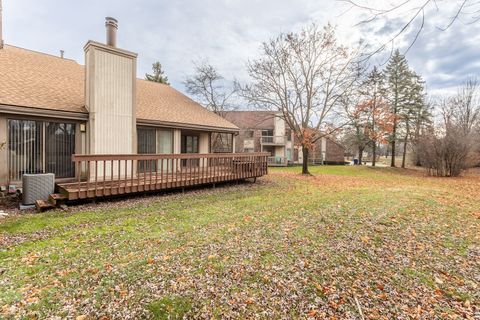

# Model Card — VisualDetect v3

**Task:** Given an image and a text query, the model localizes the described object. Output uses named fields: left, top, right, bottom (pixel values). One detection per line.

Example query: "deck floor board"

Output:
left=58, top=165, right=264, bottom=200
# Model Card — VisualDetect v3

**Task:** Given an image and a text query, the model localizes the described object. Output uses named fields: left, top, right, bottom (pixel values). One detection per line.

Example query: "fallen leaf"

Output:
left=307, top=309, right=318, bottom=317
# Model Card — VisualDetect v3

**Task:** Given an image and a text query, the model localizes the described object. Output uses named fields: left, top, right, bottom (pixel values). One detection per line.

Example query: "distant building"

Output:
left=224, top=111, right=346, bottom=166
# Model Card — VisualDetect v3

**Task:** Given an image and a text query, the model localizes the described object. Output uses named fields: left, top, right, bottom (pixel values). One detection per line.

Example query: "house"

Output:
left=296, top=134, right=346, bottom=165
left=224, top=111, right=346, bottom=166
left=0, top=18, right=267, bottom=200
left=224, top=111, right=294, bottom=166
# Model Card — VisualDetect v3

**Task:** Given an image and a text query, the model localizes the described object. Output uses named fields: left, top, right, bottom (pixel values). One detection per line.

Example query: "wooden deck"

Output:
left=57, top=153, right=269, bottom=200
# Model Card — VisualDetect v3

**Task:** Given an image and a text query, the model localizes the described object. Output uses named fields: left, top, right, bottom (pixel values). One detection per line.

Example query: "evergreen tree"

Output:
left=145, top=62, right=170, bottom=85
left=384, top=49, right=411, bottom=167
left=400, top=71, right=427, bottom=168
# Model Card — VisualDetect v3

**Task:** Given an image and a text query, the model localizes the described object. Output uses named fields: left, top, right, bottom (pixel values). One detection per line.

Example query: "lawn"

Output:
left=0, top=166, right=479, bottom=319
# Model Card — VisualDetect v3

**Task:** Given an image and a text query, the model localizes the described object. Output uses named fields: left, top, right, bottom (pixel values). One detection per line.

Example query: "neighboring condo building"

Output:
left=224, top=111, right=345, bottom=166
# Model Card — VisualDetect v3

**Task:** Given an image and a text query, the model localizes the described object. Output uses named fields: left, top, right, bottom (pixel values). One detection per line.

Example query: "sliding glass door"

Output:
left=158, top=130, right=173, bottom=172
left=137, top=127, right=157, bottom=172
left=45, top=123, right=76, bottom=178
left=137, top=128, right=174, bottom=172
left=8, top=119, right=76, bottom=181
left=181, top=135, right=199, bottom=154
left=8, top=120, right=43, bottom=181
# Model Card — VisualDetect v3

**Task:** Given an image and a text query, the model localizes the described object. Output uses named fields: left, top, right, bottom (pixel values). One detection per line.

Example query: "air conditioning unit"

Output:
left=22, top=173, right=55, bottom=205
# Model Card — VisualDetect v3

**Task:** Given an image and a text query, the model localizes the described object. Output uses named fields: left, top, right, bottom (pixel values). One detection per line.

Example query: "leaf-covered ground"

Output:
left=0, top=166, right=479, bottom=319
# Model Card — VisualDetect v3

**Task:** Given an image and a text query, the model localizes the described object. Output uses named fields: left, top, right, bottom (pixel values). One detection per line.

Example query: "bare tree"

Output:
left=417, top=79, right=480, bottom=176
left=185, top=61, right=237, bottom=153
left=184, top=60, right=236, bottom=117
left=452, top=78, right=480, bottom=136
left=240, top=24, right=363, bottom=174
left=341, top=0, right=479, bottom=56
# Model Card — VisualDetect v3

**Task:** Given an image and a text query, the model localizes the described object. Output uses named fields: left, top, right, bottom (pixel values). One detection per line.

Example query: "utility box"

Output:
left=22, top=173, right=55, bottom=205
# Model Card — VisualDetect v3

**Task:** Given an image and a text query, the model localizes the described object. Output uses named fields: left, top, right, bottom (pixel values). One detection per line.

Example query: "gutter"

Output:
left=0, top=104, right=88, bottom=120
left=136, top=118, right=239, bottom=133
left=0, top=104, right=239, bottom=133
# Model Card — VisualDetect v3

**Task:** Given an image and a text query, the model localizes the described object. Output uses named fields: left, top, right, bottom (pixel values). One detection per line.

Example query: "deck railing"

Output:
left=59, top=153, right=269, bottom=200
left=261, top=136, right=287, bottom=144
left=267, top=156, right=288, bottom=166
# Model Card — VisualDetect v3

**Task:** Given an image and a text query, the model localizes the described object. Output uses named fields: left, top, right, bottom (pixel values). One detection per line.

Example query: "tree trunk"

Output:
left=401, top=120, right=410, bottom=168
left=358, top=146, right=363, bottom=165
left=401, top=139, right=407, bottom=168
left=302, top=147, right=310, bottom=175
left=391, top=102, right=398, bottom=167
left=372, top=141, right=376, bottom=167
left=401, top=134, right=409, bottom=169
left=390, top=138, right=396, bottom=167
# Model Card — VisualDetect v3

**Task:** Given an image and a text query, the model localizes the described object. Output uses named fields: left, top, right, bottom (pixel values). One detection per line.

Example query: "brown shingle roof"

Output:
left=0, top=45, right=237, bottom=131
left=0, top=45, right=86, bottom=113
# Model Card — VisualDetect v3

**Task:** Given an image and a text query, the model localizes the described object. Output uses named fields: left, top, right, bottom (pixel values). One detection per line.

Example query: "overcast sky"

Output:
left=3, top=0, right=480, bottom=97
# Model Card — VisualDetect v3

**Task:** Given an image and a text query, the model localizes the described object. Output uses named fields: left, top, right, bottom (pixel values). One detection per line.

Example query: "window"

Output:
left=8, top=119, right=76, bottom=181
left=245, top=130, right=254, bottom=138
left=211, top=133, right=233, bottom=153
left=286, top=129, right=292, bottom=141
left=181, top=135, right=199, bottom=154
left=262, top=130, right=274, bottom=136
left=244, top=148, right=254, bottom=153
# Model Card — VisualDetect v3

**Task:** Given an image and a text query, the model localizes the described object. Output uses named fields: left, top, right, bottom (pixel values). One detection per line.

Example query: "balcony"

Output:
left=267, top=156, right=288, bottom=167
left=261, top=136, right=288, bottom=145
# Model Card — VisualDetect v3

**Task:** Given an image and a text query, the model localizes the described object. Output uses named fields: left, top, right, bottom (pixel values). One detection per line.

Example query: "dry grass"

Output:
left=0, top=166, right=479, bottom=319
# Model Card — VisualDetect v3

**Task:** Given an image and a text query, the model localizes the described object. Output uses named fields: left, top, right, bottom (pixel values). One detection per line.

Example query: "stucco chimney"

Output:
left=105, top=17, right=118, bottom=47
left=84, top=17, right=137, bottom=159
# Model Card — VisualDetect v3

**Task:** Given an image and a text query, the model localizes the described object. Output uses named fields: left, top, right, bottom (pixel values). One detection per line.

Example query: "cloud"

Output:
left=3, top=0, right=479, bottom=96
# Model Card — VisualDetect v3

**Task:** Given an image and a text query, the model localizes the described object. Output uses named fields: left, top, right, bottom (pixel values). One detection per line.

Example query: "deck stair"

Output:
left=49, top=193, right=68, bottom=206
left=35, top=193, right=68, bottom=212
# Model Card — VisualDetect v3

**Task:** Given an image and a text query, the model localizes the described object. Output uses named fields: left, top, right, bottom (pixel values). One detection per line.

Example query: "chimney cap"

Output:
left=105, top=17, right=118, bottom=47
left=105, top=17, right=118, bottom=27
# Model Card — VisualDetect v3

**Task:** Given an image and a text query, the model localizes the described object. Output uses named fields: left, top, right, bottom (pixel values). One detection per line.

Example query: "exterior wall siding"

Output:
left=308, top=137, right=345, bottom=164
left=325, top=139, right=346, bottom=163
left=199, top=132, right=209, bottom=154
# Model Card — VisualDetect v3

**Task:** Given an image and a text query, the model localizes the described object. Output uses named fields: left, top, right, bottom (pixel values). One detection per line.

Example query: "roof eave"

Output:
left=136, top=118, right=239, bottom=133
left=0, top=104, right=88, bottom=120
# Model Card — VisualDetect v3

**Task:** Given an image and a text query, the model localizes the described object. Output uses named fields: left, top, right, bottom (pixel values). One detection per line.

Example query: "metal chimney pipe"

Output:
left=60, top=50, right=64, bottom=59
left=105, top=17, right=118, bottom=47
